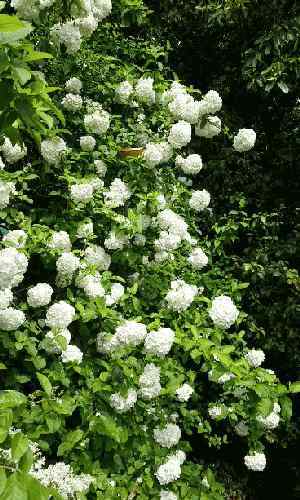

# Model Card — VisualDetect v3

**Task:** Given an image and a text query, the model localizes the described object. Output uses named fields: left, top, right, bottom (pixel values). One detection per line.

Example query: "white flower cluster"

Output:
left=176, top=383, right=194, bottom=402
left=70, top=182, right=95, bottom=204
left=11, top=0, right=54, bottom=21
left=45, top=301, right=75, bottom=330
left=245, top=349, right=265, bottom=368
left=155, top=451, right=186, bottom=485
left=195, top=116, right=221, bottom=138
left=144, top=327, right=175, bottom=357
left=65, top=77, right=82, bottom=94
left=115, top=80, right=133, bottom=103
left=169, top=93, right=201, bottom=124
left=256, top=403, right=281, bottom=430
left=80, top=135, right=96, bottom=151
left=175, top=154, right=203, bottom=175
left=0, top=248, right=28, bottom=290
left=104, top=178, right=131, bottom=208
left=105, top=283, right=124, bottom=306
left=156, top=209, right=190, bottom=254
left=76, top=273, right=105, bottom=299
left=0, top=181, right=16, bottom=209
left=0, top=307, right=25, bottom=331
left=50, top=21, right=81, bottom=53
left=41, top=137, right=67, bottom=165
left=208, top=405, right=223, bottom=419
left=209, top=295, right=239, bottom=329
left=233, top=129, right=256, bottom=152
left=94, top=159, right=107, bottom=177
left=84, top=109, right=110, bottom=135
left=2, top=229, right=27, bottom=248
left=49, top=231, right=72, bottom=253
left=135, top=77, right=156, bottom=105
left=110, top=389, right=137, bottom=413
left=0, top=156, right=4, bottom=170
left=168, top=121, right=191, bottom=149
left=139, top=363, right=161, bottom=400
left=76, top=221, right=93, bottom=239
left=84, top=245, right=111, bottom=270
left=189, top=189, right=211, bottom=211
left=62, top=93, right=83, bottom=112
left=31, top=460, right=93, bottom=498
left=1, top=137, right=27, bottom=164
left=0, top=289, right=13, bottom=310
left=27, top=283, right=53, bottom=307
left=160, top=491, right=177, bottom=500
left=244, top=452, right=266, bottom=472
left=188, top=247, right=208, bottom=269
left=154, top=424, right=181, bottom=448
left=165, top=279, right=198, bottom=312
left=61, top=344, right=83, bottom=364
left=56, top=252, right=81, bottom=286
left=114, top=320, right=147, bottom=347
left=104, top=231, right=129, bottom=250
left=143, top=142, right=173, bottom=167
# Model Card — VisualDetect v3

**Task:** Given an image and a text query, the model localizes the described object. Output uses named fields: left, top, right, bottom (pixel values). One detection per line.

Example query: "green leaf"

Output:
left=13, top=67, right=32, bottom=85
left=0, top=409, right=13, bottom=443
left=280, top=395, right=293, bottom=420
left=0, top=390, right=27, bottom=409
left=57, top=429, right=84, bottom=456
left=289, top=381, right=300, bottom=393
left=19, top=448, right=34, bottom=473
left=0, top=468, right=6, bottom=496
left=23, top=50, right=52, bottom=62
left=36, top=372, right=52, bottom=396
left=11, top=432, right=29, bottom=462
left=90, top=414, right=128, bottom=443
left=256, top=398, right=273, bottom=417
left=0, top=472, right=28, bottom=500
left=0, top=14, right=26, bottom=32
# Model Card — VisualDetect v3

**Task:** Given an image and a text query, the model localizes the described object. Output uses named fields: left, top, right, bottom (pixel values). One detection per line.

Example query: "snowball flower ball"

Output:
left=65, top=77, right=82, bottom=94
left=166, top=279, right=198, bottom=312
left=70, top=183, right=94, bottom=204
left=45, top=301, right=75, bottom=330
left=41, top=137, right=67, bottom=165
left=189, top=189, right=211, bottom=211
left=244, top=452, right=266, bottom=472
left=84, top=110, right=110, bottom=135
left=49, top=231, right=71, bottom=252
left=160, top=491, right=177, bottom=500
left=245, top=349, right=265, bottom=368
left=176, top=383, right=194, bottom=402
left=144, top=327, right=175, bottom=357
left=209, top=295, right=239, bottom=329
left=80, top=135, right=96, bottom=152
left=1, top=137, right=27, bottom=164
left=175, top=154, right=203, bottom=175
left=201, top=90, right=222, bottom=115
left=0, top=289, right=13, bottom=310
left=0, top=308, right=25, bottom=331
left=3, top=230, right=27, bottom=248
left=115, top=80, right=133, bottom=103
left=195, top=116, right=221, bottom=138
left=115, top=320, right=147, bottom=347
left=61, top=93, right=82, bottom=112
left=27, top=283, right=53, bottom=308
left=188, top=247, right=208, bottom=269
left=233, top=128, right=256, bottom=152
left=143, top=143, right=163, bottom=167
left=168, top=121, right=191, bottom=148
left=154, top=423, right=181, bottom=448
left=94, top=159, right=107, bottom=177
left=155, top=452, right=185, bottom=485
left=61, top=344, right=83, bottom=364
left=135, top=77, right=155, bottom=104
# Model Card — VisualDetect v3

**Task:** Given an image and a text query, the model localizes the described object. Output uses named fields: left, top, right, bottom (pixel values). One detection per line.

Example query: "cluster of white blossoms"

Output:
left=209, top=295, right=239, bottom=329
left=70, top=180, right=99, bottom=204
left=168, top=121, right=191, bottom=149
left=84, top=108, right=110, bottom=135
left=76, top=272, right=105, bottom=299
left=155, top=208, right=190, bottom=257
left=45, top=301, right=75, bottom=330
left=1, top=137, right=27, bottom=164
left=245, top=349, right=265, bottom=368
left=189, top=189, right=211, bottom=211
left=61, top=344, right=83, bottom=364
left=139, top=363, right=161, bottom=400
left=256, top=403, right=281, bottom=430
left=208, top=405, right=223, bottom=419
left=84, top=245, right=111, bottom=270
left=0, top=248, right=28, bottom=290
left=80, top=135, right=96, bottom=152
left=244, top=452, right=266, bottom=472
left=56, top=252, right=81, bottom=286
left=11, top=0, right=54, bottom=21
left=176, top=383, right=194, bottom=402
left=154, top=424, right=181, bottom=448
left=94, top=159, right=107, bottom=177
left=160, top=491, right=177, bottom=500
left=0, top=307, right=25, bottom=331
left=2, top=229, right=27, bottom=248
left=41, top=137, right=67, bottom=165
left=62, top=93, right=83, bottom=112
left=115, top=80, right=134, bottom=103
left=65, top=77, right=82, bottom=94
left=169, top=93, right=201, bottom=124
left=27, top=283, right=53, bottom=308
left=175, top=154, right=203, bottom=175
left=233, top=128, right=256, bottom=152
left=155, top=451, right=186, bottom=485
left=76, top=220, right=93, bottom=239
left=49, top=231, right=72, bottom=253
left=109, top=389, right=137, bottom=413
left=188, top=247, right=208, bottom=270
left=144, top=327, right=175, bottom=357
left=165, top=279, right=198, bottom=312
left=195, top=115, right=221, bottom=138
left=135, top=77, right=156, bottom=105
left=105, top=283, right=124, bottom=306
left=30, top=460, right=93, bottom=498
left=0, top=289, right=13, bottom=310
left=143, top=142, right=173, bottom=167
left=0, top=180, right=16, bottom=209
left=114, top=320, right=147, bottom=347
left=104, top=231, right=129, bottom=250
left=104, top=178, right=131, bottom=208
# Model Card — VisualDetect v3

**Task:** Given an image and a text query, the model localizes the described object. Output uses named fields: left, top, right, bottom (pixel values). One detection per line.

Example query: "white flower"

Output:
left=0, top=181, right=15, bottom=209
left=76, top=221, right=93, bottom=239
left=199, top=90, right=222, bottom=115
left=104, top=178, right=131, bottom=208
left=56, top=252, right=80, bottom=277
left=209, top=295, right=239, bottom=329
left=77, top=15, right=98, bottom=37
left=157, top=209, right=188, bottom=240
left=144, top=327, right=175, bottom=357
left=80, top=135, right=96, bottom=152
left=155, top=452, right=185, bottom=485
left=133, top=234, right=146, bottom=247
left=27, top=283, right=53, bottom=308
left=217, top=372, right=235, bottom=384
left=2, top=230, right=27, bottom=248
left=84, top=245, right=111, bottom=270
left=175, top=154, right=203, bottom=175
left=50, top=22, right=82, bottom=54
left=70, top=183, right=94, bottom=204
left=188, top=247, right=208, bottom=269
left=0, top=289, right=13, bottom=310
left=45, top=301, right=75, bottom=330
left=168, top=121, right=191, bottom=149
left=202, top=477, right=210, bottom=488
left=256, top=408, right=280, bottom=430
left=77, top=273, right=105, bottom=299
left=155, top=231, right=181, bottom=252
left=65, top=77, right=82, bottom=94
left=245, top=349, right=265, bottom=368
left=160, top=491, right=177, bottom=500
left=195, top=116, right=221, bottom=138
left=84, top=110, right=110, bottom=135
left=1, top=138, right=27, bottom=164
left=115, top=320, right=147, bottom=347
left=94, top=159, right=107, bottom=177
left=49, top=231, right=71, bottom=253
left=176, top=383, right=193, bottom=402
left=169, top=93, right=200, bottom=124
left=105, top=283, right=124, bottom=306
left=104, top=231, right=129, bottom=250
left=165, top=279, right=198, bottom=312
left=139, top=363, right=161, bottom=400
left=189, top=189, right=211, bottom=211
left=62, top=93, right=83, bottom=112
left=92, top=0, right=112, bottom=21
left=0, top=248, right=28, bottom=290
left=154, top=424, right=181, bottom=448
left=244, top=452, right=266, bottom=472
left=61, top=344, right=83, bottom=364
left=41, top=137, right=67, bottom=165
left=110, top=389, right=137, bottom=413
left=0, top=156, right=4, bottom=170
left=235, top=422, right=249, bottom=437
left=135, top=77, right=155, bottom=104
left=115, top=80, right=133, bottom=103
left=208, top=405, right=223, bottom=419
left=233, top=129, right=256, bottom=152
left=143, top=143, right=163, bottom=167
left=158, top=142, right=173, bottom=163
left=0, top=307, right=25, bottom=331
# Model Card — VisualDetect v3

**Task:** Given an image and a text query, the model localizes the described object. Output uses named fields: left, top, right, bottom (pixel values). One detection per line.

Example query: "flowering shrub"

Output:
left=0, top=1, right=298, bottom=498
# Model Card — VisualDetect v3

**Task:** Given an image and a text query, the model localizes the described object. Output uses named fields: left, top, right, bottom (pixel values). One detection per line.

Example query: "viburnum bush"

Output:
left=0, top=1, right=297, bottom=499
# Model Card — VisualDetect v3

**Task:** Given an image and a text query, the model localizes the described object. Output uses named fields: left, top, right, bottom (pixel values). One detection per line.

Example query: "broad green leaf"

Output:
left=11, top=432, right=29, bottom=462
left=0, top=390, right=26, bottom=408
left=24, top=50, right=52, bottom=62
left=289, top=381, right=300, bottom=393
left=0, top=468, right=6, bottom=495
left=57, top=429, right=84, bottom=456
left=0, top=472, right=28, bottom=500
left=0, top=14, right=26, bottom=32
left=37, top=372, right=52, bottom=396
left=0, top=409, right=12, bottom=443
left=19, top=448, right=34, bottom=473
left=256, top=398, right=273, bottom=417
left=91, top=414, right=128, bottom=443
left=13, top=67, right=32, bottom=85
